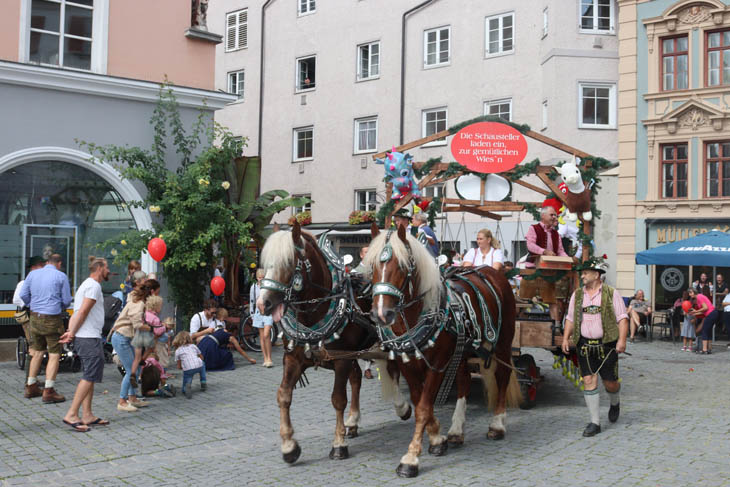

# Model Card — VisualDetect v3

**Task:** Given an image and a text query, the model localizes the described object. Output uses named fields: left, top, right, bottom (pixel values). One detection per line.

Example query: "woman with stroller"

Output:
left=108, top=279, right=160, bottom=411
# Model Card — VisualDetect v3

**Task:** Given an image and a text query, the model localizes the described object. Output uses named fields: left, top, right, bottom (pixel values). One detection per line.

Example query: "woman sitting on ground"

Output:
left=197, top=321, right=256, bottom=371
left=461, top=228, right=504, bottom=271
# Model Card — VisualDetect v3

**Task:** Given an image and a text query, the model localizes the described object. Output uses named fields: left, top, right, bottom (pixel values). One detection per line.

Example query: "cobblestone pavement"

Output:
left=1, top=338, right=729, bottom=486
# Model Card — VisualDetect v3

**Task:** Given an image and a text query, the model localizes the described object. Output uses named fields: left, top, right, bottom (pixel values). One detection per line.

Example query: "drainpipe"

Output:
left=258, top=0, right=277, bottom=158
left=400, top=0, right=437, bottom=145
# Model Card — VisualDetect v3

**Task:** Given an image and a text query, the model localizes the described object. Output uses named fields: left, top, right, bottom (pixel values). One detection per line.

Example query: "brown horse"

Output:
left=257, top=221, right=409, bottom=464
left=364, top=223, right=521, bottom=478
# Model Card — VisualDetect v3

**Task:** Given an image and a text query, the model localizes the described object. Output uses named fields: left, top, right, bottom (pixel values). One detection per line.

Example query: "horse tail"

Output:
left=374, top=359, right=397, bottom=402
left=479, top=356, right=523, bottom=411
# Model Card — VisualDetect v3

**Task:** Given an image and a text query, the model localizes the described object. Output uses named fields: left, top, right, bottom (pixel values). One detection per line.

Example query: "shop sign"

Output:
left=655, top=224, right=730, bottom=244
left=659, top=267, right=685, bottom=292
left=450, top=122, right=527, bottom=174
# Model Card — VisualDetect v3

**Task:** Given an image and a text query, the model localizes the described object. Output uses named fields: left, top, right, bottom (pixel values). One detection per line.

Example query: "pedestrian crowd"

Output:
left=15, top=255, right=262, bottom=433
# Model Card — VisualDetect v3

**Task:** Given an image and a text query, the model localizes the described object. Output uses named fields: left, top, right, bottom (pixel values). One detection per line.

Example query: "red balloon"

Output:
left=682, top=300, right=692, bottom=313
left=210, top=276, right=225, bottom=296
left=147, top=238, right=167, bottom=262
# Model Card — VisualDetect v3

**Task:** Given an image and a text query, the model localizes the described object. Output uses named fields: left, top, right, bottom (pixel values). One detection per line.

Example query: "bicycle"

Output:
left=238, top=305, right=278, bottom=352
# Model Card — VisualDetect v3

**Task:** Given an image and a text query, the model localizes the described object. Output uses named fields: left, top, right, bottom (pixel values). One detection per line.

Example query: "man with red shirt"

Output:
left=562, top=256, right=628, bottom=437
left=688, top=288, right=719, bottom=354
left=526, top=205, right=568, bottom=262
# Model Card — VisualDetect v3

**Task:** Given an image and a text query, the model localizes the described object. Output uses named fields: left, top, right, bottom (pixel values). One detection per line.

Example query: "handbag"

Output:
left=14, top=307, right=30, bottom=326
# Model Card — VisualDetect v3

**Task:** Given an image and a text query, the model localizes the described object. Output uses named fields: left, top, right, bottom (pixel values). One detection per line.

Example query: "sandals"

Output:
left=62, top=419, right=89, bottom=432
left=83, top=418, right=110, bottom=426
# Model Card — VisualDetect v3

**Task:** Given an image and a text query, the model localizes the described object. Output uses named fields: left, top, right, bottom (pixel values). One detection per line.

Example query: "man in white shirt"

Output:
left=60, top=257, right=109, bottom=432
left=190, top=299, right=218, bottom=342
left=13, top=256, right=45, bottom=307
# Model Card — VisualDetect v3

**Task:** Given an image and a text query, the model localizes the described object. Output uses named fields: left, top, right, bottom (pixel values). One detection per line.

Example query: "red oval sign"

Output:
left=450, top=122, right=528, bottom=174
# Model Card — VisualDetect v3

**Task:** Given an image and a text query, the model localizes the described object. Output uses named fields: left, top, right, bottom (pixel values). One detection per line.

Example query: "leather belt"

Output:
left=30, top=312, right=62, bottom=318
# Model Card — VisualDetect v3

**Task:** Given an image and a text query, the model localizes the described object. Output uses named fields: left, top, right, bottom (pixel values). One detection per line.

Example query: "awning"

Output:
left=635, top=230, right=730, bottom=266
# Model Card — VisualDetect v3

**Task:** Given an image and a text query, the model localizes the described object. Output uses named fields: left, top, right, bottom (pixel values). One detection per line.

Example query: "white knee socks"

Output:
left=583, top=388, right=600, bottom=425
left=608, top=389, right=620, bottom=406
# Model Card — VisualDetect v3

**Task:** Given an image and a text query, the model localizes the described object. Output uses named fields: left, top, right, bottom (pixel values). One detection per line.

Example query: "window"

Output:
left=424, top=183, right=445, bottom=200
left=662, top=36, right=688, bottom=91
left=29, top=0, right=95, bottom=70
left=661, top=143, right=688, bottom=199
left=292, top=194, right=312, bottom=215
left=484, top=98, right=512, bottom=121
left=705, top=142, right=730, bottom=198
left=579, top=83, right=616, bottom=128
left=706, top=30, right=730, bottom=87
left=228, top=70, right=244, bottom=98
left=357, top=41, right=380, bottom=80
left=296, top=56, right=316, bottom=91
left=542, top=8, right=548, bottom=38
left=293, top=127, right=313, bottom=161
left=355, top=189, right=377, bottom=211
left=354, top=117, right=378, bottom=153
left=225, top=9, right=247, bottom=51
left=298, top=0, right=315, bottom=16
left=580, top=0, right=614, bottom=33
left=542, top=100, right=548, bottom=130
left=424, top=27, right=450, bottom=67
left=422, top=108, right=448, bottom=146
left=485, top=13, right=514, bottom=56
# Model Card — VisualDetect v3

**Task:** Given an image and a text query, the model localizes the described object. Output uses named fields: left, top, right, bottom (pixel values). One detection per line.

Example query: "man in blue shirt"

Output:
left=20, top=253, right=72, bottom=403
left=411, top=213, right=439, bottom=258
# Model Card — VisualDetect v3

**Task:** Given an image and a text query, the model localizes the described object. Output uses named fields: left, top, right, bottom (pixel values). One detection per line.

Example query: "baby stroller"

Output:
left=103, top=295, right=122, bottom=364
left=17, top=311, right=81, bottom=374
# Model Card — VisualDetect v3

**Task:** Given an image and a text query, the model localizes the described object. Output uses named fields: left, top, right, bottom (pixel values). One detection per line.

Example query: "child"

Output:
left=680, top=307, right=696, bottom=351
left=155, top=316, right=175, bottom=373
left=173, top=331, right=207, bottom=399
left=140, top=353, right=176, bottom=398
left=130, top=295, right=161, bottom=386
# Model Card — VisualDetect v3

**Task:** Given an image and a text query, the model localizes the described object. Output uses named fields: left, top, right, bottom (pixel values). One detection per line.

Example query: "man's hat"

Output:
left=393, top=208, right=411, bottom=219
left=27, top=256, right=45, bottom=268
left=578, top=254, right=608, bottom=274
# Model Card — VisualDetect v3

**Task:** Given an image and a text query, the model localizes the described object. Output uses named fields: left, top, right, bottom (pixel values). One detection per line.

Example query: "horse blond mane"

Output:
left=363, top=230, right=441, bottom=311
left=260, top=230, right=301, bottom=273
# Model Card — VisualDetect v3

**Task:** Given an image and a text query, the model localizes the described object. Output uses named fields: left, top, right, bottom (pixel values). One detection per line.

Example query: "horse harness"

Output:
left=259, top=232, right=374, bottom=355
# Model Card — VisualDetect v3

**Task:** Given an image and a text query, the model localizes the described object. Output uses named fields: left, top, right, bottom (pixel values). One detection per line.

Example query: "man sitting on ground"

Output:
left=190, top=299, right=218, bottom=343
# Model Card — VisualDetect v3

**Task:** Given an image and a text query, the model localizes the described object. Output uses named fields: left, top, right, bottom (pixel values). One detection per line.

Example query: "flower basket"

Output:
left=348, top=210, right=376, bottom=225
left=294, top=211, right=312, bottom=226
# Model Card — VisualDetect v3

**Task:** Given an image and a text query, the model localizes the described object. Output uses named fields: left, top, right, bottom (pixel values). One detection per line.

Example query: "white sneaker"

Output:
left=117, top=402, right=138, bottom=412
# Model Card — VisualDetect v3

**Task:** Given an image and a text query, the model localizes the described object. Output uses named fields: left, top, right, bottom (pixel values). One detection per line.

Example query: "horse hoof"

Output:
left=396, top=463, right=418, bottom=478
left=329, top=446, right=349, bottom=460
left=399, top=405, right=412, bottom=421
left=345, top=426, right=358, bottom=438
left=282, top=442, right=302, bottom=464
left=447, top=434, right=464, bottom=446
left=487, top=429, right=505, bottom=441
left=428, top=442, right=448, bottom=456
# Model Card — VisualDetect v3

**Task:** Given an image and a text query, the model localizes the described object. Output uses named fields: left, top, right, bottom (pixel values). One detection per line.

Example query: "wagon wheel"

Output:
left=16, top=336, right=27, bottom=370
left=516, top=354, right=539, bottom=410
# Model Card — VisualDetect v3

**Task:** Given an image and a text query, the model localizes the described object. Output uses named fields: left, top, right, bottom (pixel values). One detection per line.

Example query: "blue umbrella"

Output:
left=635, top=230, right=730, bottom=266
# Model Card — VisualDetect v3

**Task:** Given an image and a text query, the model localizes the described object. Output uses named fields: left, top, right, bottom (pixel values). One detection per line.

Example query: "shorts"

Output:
left=29, top=314, right=64, bottom=354
left=576, top=337, right=619, bottom=382
left=252, top=310, right=273, bottom=329
left=74, top=337, right=104, bottom=383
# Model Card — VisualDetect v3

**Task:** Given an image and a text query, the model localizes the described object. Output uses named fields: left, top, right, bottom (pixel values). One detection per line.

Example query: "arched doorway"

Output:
left=0, top=147, right=154, bottom=308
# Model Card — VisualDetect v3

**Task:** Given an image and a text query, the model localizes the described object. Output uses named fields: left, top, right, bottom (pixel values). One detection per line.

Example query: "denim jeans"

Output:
left=111, top=332, right=138, bottom=399
left=182, top=365, right=207, bottom=392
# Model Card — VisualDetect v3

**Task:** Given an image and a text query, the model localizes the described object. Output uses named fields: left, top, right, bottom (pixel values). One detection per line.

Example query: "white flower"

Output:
left=199, top=178, right=210, bottom=186
left=149, top=205, right=160, bottom=213
left=221, top=181, right=230, bottom=190
left=120, top=240, right=127, bottom=246
left=110, top=249, right=118, bottom=256
left=200, top=262, right=207, bottom=267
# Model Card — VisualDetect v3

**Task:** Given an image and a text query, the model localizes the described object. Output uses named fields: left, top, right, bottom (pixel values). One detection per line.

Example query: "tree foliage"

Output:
left=82, top=86, right=307, bottom=319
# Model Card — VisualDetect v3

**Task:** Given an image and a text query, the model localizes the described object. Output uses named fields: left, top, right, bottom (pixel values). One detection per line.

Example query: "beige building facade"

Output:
left=618, top=0, right=730, bottom=304
left=211, top=0, right=621, bottom=281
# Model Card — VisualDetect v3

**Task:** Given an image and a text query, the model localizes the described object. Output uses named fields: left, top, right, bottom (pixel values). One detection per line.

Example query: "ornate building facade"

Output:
left=618, top=0, right=730, bottom=305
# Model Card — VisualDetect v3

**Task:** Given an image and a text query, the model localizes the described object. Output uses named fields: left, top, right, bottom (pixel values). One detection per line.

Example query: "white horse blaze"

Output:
left=489, top=412, right=506, bottom=432
left=447, top=397, right=467, bottom=437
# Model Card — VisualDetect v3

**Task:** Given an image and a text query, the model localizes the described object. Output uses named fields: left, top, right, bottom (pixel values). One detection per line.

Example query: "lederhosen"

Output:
left=573, top=286, right=620, bottom=382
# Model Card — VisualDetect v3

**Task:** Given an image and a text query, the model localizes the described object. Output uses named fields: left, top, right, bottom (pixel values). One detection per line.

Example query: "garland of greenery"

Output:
left=413, top=157, right=442, bottom=179
left=427, top=196, right=442, bottom=228
left=375, top=200, right=396, bottom=228
left=448, top=115, right=531, bottom=135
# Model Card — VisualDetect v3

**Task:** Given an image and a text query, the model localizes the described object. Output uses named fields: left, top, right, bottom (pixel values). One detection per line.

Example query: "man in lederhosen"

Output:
left=561, top=255, right=628, bottom=437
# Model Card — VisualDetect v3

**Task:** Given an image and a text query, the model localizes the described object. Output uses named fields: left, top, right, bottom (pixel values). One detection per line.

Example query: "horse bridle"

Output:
left=259, top=242, right=312, bottom=304
left=371, top=230, right=419, bottom=312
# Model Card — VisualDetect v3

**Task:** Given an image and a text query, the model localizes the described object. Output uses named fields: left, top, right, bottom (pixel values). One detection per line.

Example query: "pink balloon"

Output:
left=147, top=238, right=167, bottom=262
left=210, top=276, right=225, bottom=296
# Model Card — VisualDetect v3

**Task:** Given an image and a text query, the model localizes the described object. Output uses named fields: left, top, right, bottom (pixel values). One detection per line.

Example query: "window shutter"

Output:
left=226, top=12, right=237, bottom=51
left=238, top=10, right=248, bottom=48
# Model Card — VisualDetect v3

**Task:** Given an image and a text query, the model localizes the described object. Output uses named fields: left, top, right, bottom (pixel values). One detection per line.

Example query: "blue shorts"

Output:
left=252, top=310, right=273, bottom=329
